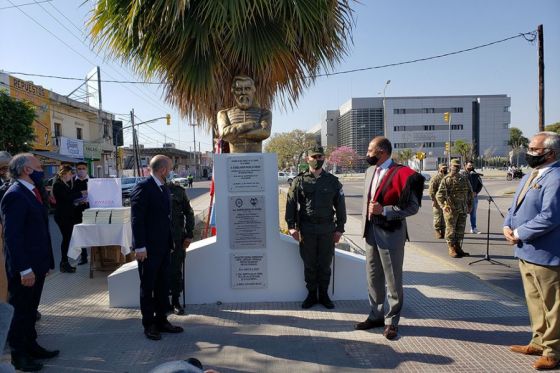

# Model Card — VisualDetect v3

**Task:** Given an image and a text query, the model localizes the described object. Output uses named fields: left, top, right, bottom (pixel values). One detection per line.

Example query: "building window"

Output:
left=76, top=127, right=83, bottom=140
left=423, top=108, right=435, bottom=113
left=393, top=126, right=406, bottom=132
left=424, top=125, right=435, bottom=131
left=452, top=107, right=464, bottom=113
left=451, top=124, right=464, bottom=130
left=504, top=106, right=510, bottom=112
left=393, top=108, right=406, bottom=114
left=54, top=122, right=61, bottom=137
left=103, top=119, right=109, bottom=138
left=503, top=123, right=509, bottom=129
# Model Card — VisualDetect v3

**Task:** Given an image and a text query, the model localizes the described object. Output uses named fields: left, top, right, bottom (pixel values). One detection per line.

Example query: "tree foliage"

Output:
left=264, top=129, right=316, bottom=169
left=453, top=139, right=475, bottom=162
left=328, top=146, right=360, bottom=172
left=88, top=1, right=354, bottom=132
left=0, top=92, right=35, bottom=154
left=508, top=127, right=529, bottom=149
left=545, top=122, right=560, bottom=134
left=394, top=149, right=413, bottom=164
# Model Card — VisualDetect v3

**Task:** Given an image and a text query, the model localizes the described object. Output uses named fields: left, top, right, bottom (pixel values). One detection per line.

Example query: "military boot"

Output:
left=447, top=243, right=462, bottom=258
left=318, top=289, right=335, bottom=309
left=454, top=243, right=470, bottom=257
left=434, top=230, right=445, bottom=239
left=301, top=290, right=318, bottom=309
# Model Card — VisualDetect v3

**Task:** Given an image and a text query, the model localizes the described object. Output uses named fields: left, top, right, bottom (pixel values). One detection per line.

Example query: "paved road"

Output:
left=341, top=176, right=526, bottom=299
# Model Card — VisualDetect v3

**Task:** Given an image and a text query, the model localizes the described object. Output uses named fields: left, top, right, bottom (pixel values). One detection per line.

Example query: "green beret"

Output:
left=450, top=159, right=461, bottom=167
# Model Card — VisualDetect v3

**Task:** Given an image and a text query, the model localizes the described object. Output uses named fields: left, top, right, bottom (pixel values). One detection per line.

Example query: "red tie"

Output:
left=32, top=188, right=43, bottom=204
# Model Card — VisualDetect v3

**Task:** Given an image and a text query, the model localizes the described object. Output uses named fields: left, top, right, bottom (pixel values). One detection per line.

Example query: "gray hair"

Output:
left=536, top=131, right=560, bottom=160
left=0, top=151, right=12, bottom=166
left=8, top=153, right=33, bottom=179
left=149, top=155, right=171, bottom=172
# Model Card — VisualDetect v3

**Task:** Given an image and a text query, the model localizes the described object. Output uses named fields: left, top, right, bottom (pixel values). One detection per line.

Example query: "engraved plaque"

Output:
left=231, top=253, right=267, bottom=288
left=229, top=195, right=266, bottom=249
left=227, top=156, right=265, bottom=192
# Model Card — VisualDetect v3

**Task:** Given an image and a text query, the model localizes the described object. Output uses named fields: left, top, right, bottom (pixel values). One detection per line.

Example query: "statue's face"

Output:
left=233, top=79, right=255, bottom=110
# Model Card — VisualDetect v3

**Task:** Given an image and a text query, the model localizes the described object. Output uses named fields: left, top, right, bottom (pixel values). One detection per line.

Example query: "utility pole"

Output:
left=192, top=124, right=197, bottom=178
left=131, top=109, right=141, bottom=177
left=538, top=24, right=545, bottom=132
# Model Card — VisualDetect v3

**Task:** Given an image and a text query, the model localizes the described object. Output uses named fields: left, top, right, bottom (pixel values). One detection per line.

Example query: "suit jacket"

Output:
left=53, top=179, right=82, bottom=220
left=0, top=181, right=54, bottom=277
left=361, top=162, right=421, bottom=239
left=130, top=176, right=172, bottom=256
left=504, top=162, right=560, bottom=266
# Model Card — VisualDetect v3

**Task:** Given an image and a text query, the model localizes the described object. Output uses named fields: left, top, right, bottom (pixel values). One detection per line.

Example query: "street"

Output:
left=340, top=176, right=525, bottom=299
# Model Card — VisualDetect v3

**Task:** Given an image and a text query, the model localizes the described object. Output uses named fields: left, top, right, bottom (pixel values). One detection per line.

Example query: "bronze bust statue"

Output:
left=217, top=76, right=272, bottom=153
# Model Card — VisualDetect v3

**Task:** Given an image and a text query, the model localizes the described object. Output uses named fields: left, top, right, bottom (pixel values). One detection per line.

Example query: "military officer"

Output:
left=428, top=163, right=448, bottom=239
left=168, top=180, right=195, bottom=315
left=285, top=145, right=346, bottom=309
left=436, top=159, right=473, bottom=258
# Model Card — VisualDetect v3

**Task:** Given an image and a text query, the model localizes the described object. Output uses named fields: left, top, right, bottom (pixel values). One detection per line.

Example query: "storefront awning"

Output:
left=31, top=151, right=84, bottom=164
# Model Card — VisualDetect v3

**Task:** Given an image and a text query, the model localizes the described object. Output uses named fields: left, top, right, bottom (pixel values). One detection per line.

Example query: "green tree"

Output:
left=545, top=122, right=560, bottom=134
left=89, top=1, right=354, bottom=133
left=0, top=92, right=35, bottom=153
left=453, top=139, right=474, bottom=163
left=264, top=130, right=315, bottom=169
left=395, top=149, right=413, bottom=164
left=508, top=127, right=529, bottom=149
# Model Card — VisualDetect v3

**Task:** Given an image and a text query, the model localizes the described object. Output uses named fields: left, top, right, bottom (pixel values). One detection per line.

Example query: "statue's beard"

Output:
left=235, top=95, right=253, bottom=110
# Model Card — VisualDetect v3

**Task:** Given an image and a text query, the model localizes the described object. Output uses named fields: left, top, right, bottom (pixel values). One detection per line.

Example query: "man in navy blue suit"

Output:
left=1, top=153, right=58, bottom=371
left=131, top=154, right=183, bottom=340
left=504, top=132, right=560, bottom=370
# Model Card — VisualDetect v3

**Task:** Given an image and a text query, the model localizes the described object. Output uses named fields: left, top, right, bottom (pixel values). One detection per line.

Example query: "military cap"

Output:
left=438, top=163, right=448, bottom=169
left=450, top=159, right=461, bottom=167
left=308, top=145, right=324, bottom=156
left=0, top=151, right=12, bottom=166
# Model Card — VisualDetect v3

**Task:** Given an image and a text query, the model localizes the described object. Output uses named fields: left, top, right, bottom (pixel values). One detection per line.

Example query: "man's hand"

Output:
left=333, top=231, right=343, bottom=243
left=369, top=201, right=383, bottom=218
left=503, top=227, right=519, bottom=245
left=21, top=271, right=35, bottom=287
left=289, top=229, right=300, bottom=242
left=135, top=251, right=147, bottom=262
left=183, top=238, right=192, bottom=250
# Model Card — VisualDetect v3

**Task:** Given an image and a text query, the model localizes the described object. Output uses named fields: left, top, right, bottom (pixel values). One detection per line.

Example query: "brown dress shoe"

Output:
left=510, top=344, right=543, bottom=356
left=383, top=325, right=398, bottom=340
left=354, top=318, right=384, bottom=330
left=532, top=356, right=559, bottom=370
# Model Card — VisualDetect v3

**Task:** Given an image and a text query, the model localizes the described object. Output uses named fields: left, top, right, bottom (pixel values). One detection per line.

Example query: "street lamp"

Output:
left=382, top=80, right=391, bottom=138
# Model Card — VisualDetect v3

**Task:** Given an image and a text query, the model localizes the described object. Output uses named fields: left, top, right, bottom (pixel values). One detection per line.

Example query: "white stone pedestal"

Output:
left=108, top=153, right=366, bottom=307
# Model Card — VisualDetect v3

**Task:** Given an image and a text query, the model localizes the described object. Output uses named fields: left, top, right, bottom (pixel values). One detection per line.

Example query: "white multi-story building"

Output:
left=316, top=95, right=511, bottom=165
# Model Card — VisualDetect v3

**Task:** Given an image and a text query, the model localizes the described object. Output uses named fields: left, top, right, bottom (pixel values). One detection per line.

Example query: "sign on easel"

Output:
left=88, top=178, right=122, bottom=208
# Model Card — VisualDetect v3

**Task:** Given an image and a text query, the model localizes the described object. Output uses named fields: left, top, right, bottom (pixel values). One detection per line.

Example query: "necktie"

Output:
left=372, top=167, right=383, bottom=197
left=516, top=169, right=539, bottom=206
left=32, top=187, right=43, bottom=204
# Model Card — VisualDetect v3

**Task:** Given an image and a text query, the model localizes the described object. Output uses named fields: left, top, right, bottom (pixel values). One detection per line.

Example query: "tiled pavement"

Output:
left=2, top=193, right=540, bottom=372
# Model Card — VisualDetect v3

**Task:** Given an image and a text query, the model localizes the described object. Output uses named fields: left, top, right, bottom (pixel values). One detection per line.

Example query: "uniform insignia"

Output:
left=339, top=189, right=344, bottom=196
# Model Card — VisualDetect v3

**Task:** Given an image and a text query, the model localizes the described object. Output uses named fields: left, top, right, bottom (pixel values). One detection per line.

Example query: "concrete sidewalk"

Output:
left=2, top=193, right=536, bottom=372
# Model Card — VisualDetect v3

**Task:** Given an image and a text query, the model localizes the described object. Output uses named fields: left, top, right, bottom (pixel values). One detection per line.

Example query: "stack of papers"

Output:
left=82, top=207, right=131, bottom=224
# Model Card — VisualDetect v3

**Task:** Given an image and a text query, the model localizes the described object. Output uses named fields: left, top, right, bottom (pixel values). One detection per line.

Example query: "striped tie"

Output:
left=516, top=169, right=539, bottom=206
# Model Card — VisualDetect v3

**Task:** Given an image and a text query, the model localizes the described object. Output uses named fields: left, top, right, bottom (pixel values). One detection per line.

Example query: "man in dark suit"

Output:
left=131, top=154, right=183, bottom=341
left=354, top=137, right=424, bottom=340
left=504, top=132, right=560, bottom=370
left=1, top=153, right=58, bottom=371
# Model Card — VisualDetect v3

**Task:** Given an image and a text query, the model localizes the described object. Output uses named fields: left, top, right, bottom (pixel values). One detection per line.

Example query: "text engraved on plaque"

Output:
left=231, top=253, right=267, bottom=289
left=229, top=195, right=266, bottom=249
left=227, top=156, right=264, bottom=192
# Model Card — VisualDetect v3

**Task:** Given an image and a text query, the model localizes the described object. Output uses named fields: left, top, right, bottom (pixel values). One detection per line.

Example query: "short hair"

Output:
left=232, top=75, right=254, bottom=88
left=373, top=136, right=392, bottom=155
left=8, top=153, right=33, bottom=179
left=150, top=155, right=171, bottom=172
left=537, top=131, right=560, bottom=160
left=57, top=164, right=73, bottom=178
left=76, top=161, right=88, bottom=167
left=0, top=151, right=12, bottom=166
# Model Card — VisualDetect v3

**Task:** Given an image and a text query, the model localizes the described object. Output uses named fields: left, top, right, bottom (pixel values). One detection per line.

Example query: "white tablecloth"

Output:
left=68, top=223, right=132, bottom=260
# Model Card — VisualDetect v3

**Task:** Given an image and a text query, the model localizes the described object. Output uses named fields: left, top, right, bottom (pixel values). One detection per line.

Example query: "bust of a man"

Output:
left=217, top=76, right=272, bottom=153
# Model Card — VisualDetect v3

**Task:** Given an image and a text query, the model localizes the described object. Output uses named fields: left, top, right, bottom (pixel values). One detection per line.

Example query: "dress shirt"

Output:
left=16, top=179, right=38, bottom=276
left=370, top=158, right=393, bottom=217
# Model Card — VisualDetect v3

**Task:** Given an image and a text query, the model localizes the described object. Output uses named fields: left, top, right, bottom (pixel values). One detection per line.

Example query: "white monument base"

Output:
left=108, top=153, right=367, bottom=307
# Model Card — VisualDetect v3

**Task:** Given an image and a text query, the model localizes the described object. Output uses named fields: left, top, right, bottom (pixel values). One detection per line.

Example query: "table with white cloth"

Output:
left=69, top=223, right=133, bottom=278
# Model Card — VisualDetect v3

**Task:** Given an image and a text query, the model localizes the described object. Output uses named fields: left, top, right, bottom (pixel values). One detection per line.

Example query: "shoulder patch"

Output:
left=339, top=188, right=344, bottom=196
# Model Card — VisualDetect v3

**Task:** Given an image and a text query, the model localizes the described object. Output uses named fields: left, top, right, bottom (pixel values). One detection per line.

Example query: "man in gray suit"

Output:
left=354, top=137, right=424, bottom=340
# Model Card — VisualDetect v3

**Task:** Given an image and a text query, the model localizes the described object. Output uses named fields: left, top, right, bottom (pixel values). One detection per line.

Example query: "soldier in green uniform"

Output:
left=436, top=159, right=473, bottom=258
left=167, top=180, right=195, bottom=315
left=428, top=163, right=448, bottom=239
left=285, top=145, right=346, bottom=309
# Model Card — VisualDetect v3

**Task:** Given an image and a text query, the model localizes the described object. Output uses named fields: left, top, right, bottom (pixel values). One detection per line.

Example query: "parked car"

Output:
left=278, top=171, right=297, bottom=185
left=121, top=177, right=147, bottom=199
left=420, top=172, right=431, bottom=189
left=172, top=177, right=189, bottom=187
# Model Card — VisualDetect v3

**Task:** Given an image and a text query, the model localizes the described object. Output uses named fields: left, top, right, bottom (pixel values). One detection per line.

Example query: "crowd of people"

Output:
left=1, top=131, right=558, bottom=371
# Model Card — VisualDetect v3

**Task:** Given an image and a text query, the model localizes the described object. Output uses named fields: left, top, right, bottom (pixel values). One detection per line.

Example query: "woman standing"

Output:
left=53, top=165, right=84, bottom=273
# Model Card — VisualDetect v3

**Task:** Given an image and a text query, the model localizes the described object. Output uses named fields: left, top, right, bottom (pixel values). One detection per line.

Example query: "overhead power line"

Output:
left=3, top=29, right=537, bottom=83
left=0, top=0, right=51, bottom=10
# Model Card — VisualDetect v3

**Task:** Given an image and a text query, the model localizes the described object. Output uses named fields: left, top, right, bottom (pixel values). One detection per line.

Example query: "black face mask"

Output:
left=366, top=156, right=379, bottom=166
left=308, top=159, right=324, bottom=170
left=526, top=151, right=551, bottom=168
left=466, top=167, right=474, bottom=172
left=441, top=170, right=448, bottom=175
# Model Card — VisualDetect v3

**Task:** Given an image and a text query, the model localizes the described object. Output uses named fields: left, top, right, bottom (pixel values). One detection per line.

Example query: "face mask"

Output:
left=308, top=159, right=324, bottom=170
left=29, top=170, right=44, bottom=186
left=450, top=167, right=459, bottom=174
left=441, top=169, right=448, bottom=175
left=366, top=156, right=379, bottom=166
left=525, top=151, right=550, bottom=168
left=166, top=173, right=173, bottom=183
left=77, top=170, right=87, bottom=178
left=466, top=167, right=474, bottom=172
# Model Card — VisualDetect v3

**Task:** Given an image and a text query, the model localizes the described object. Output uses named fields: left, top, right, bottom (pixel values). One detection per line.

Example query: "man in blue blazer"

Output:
left=1, top=153, right=58, bottom=371
left=131, top=155, right=183, bottom=340
left=503, top=132, right=560, bottom=370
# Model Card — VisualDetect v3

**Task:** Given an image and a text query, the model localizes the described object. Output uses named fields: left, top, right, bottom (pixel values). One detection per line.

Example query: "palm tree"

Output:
left=88, top=1, right=354, bottom=133
left=395, top=149, right=414, bottom=165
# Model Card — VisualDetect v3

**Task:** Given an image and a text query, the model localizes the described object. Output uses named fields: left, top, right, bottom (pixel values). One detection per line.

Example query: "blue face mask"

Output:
left=29, top=169, right=45, bottom=186
left=166, top=173, right=173, bottom=183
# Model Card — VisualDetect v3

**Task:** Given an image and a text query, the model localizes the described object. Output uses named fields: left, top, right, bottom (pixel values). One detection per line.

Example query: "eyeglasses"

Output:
left=527, top=147, right=550, bottom=153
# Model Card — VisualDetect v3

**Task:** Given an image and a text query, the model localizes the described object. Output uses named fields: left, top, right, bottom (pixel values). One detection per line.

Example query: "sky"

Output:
left=1, top=0, right=559, bottom=153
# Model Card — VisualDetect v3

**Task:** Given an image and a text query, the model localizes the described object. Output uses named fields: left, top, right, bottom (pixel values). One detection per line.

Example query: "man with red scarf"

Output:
left=354, top=137, right=424, bottom=340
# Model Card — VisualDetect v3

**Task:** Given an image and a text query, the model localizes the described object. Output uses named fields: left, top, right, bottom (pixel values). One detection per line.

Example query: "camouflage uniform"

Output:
left=168, top=183, right=195, bottom=302
left=285, top=169, right=346, bottom=296
left=428, top=168, right=447, bottom=238
left=436, top=164, right=473, bottom=258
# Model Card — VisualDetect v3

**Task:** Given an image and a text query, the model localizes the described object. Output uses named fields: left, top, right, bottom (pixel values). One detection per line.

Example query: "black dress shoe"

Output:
left=354, top=318, right=385, bottom=330
left=78, top=257, right=88, bottom=265
left=172, top=302, right=185, bottom=315
left=144, top=325, right=161, bottom=340
left=159, top=321, right=184, bottom=333
left=301, top=291, right=318, bottom=309
left=383, top=325, right=399, bottom=340
left=60, top=262, right=76, bottom=273
left=36, top=310, right=42, bottom=321
left=11, top=353, right=43, bottom=372
left=318, top=291, right=335, bottom=309
left=28, top=344, right=60, bottom=359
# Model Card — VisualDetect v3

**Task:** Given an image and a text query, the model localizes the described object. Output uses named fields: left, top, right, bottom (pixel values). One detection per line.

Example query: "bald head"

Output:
left=149, top=155, right=172, bottom=181
left=366, top=136, right=392, bottom=166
